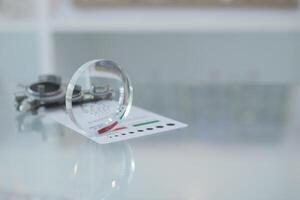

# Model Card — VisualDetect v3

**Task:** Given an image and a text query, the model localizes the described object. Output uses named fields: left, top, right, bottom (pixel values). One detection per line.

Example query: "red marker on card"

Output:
left=98, top=121, right=118, bottom=134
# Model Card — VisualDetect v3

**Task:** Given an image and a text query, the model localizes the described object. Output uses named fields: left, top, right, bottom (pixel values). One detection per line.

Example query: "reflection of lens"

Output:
left=70, top=142, right=135, bottom=200
left=66, top=60, right=133, bottom=136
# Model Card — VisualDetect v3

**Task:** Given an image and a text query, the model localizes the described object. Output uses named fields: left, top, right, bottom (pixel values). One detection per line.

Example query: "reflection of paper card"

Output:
left=47, top=106, right=187, bottom=144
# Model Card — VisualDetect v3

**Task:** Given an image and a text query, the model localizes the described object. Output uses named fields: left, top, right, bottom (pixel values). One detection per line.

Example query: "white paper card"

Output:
left=46, top=106, right=187, bottom=144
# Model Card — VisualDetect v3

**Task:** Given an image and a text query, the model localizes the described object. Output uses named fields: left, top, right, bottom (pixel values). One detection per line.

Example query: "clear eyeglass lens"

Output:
left=65, top=60, right=133, bottom=136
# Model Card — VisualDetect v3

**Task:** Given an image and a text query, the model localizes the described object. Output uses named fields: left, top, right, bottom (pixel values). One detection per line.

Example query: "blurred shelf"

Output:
left=1, top=9, right=300, bottom=33
left=51, top=9, right=300, bottom=32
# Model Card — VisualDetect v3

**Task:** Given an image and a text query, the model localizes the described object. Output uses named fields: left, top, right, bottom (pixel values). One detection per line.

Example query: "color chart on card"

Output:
left=47, top=106, right=187, bottom=144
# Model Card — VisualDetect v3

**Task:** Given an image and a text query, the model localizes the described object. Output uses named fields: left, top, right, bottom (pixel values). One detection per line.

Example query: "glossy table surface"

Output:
left=0, top=80, right=300, bottom=200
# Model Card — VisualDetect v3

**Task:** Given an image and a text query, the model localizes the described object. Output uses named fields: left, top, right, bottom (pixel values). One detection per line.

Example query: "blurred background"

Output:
left=0, top=0, right=299, bottom=84
left=1, top=0, right=300, bottom=128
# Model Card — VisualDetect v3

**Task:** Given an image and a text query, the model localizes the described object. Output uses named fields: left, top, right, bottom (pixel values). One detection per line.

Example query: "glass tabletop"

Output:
left=0, top=78, right=299, bottom=200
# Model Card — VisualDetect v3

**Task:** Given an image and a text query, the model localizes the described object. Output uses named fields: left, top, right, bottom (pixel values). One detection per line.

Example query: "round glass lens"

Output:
left=65, top=60, right=132, bottom=136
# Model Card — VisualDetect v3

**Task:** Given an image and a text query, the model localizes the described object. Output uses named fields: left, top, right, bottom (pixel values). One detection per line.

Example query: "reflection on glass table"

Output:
left=1, top=117, right=135, bottom=200
left=135, top=84, right=295, bottom=144
left=0, top=83, right=299, bottom=200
